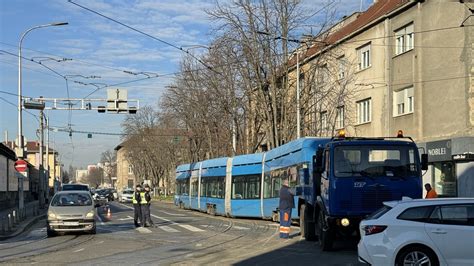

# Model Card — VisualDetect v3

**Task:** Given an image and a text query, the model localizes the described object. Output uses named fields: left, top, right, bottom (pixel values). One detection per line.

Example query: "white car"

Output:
left=358, top=198, right=474, bottom=266
left=119, top=189, right=134, bottom=203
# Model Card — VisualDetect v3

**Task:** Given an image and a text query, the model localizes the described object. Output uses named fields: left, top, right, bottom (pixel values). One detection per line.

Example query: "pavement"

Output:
left=0, top=201, right=47, bottom=241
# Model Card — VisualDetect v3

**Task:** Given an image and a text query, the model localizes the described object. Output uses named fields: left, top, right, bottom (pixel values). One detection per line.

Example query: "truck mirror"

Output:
left=421, top=154, right=428, bottom=171
left=314, top=148, right=324, bottom=173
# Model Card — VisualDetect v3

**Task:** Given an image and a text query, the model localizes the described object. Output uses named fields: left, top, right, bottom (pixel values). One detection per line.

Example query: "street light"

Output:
left=17, top=22, right=68, bottom=159
left=17, top=22, right=68, bottom=211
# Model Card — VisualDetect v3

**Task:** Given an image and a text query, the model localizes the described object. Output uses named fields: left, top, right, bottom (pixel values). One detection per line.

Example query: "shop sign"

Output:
left=427, top=140, right=452, bottom=162
left=452, top=153, right=474, bottom=161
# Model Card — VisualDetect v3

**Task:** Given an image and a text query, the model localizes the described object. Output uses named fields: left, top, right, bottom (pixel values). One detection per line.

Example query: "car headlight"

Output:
left=86, top=211, right=95, bottom=218
left=48, top=212, right=56, bottom=219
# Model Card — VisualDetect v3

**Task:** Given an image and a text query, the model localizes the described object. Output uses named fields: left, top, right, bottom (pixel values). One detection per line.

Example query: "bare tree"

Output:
left=85, top=168, right=103, bottom=188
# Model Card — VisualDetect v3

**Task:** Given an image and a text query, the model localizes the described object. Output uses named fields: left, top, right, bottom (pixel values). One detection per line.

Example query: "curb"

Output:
left=0, top=213, right=46, bottom=241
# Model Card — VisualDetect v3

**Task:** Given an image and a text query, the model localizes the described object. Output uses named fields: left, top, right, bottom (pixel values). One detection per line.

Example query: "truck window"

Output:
left=334, top=145, right=419, bottom=178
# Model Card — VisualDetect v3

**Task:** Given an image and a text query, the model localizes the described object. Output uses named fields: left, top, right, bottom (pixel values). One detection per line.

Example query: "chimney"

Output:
left=4, top=130, right=7, bottom=143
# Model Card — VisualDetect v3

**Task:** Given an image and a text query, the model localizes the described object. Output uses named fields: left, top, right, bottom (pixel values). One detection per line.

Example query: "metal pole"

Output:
left=17, top=22, right=68, bottom=211
left=46, top=113, right=50, bottom=198
left=39, top=110, right=45, bottom=207
left=296, top=52, right=301, bottom=139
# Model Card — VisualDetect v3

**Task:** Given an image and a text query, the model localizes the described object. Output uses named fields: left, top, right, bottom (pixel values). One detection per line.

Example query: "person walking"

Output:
left=132, top=184, right=143, bottom=227
left=425, top=183, right=438, bottom=199
left=139, top=185, right=149, bottom=227
left=279, top=179, right=294, bottom=239
left=143, top=184, right=154, bottom=227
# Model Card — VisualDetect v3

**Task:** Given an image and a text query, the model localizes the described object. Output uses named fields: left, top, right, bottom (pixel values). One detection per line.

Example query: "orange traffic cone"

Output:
left=107, top=207, right=112, bottom=219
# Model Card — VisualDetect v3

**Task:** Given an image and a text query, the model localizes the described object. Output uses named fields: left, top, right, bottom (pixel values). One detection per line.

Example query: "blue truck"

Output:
left=299, top=131, right=428, bottom=250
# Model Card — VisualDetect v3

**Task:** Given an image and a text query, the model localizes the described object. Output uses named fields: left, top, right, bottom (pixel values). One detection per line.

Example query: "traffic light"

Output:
left=87, top=133, right=92, bottom=138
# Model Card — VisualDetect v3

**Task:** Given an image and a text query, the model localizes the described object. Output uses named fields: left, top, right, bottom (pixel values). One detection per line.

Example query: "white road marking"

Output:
left=98, top=241, right=104, bottom=244
left=233, top=226, right=250, bottom=230
left=159, top=226, right=179, bottom=233
left=136, top=227, right=152, bottom=234
left=118, top=216, right=133, bottom=221
left=119, top=203, right=204, bottom=232
left=73, top=248, right=85, bottom=253
left=177, top=224, right=204, bottom=232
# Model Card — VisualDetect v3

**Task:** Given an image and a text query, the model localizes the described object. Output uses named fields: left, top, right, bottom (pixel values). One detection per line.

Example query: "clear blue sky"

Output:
left=0, top=0, right=371, bottom=170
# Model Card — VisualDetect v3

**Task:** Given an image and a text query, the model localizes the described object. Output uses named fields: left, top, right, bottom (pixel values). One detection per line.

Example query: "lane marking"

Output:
left=118, top=216, right=134, bottom=221
left=73, top=248, right=84, bottom=253
left=119, top=203, right=204, bottom=232
left=98, top=241, right=104, bottom=244
left=136, top=227, right=152, bottom=234
left=159, top=226, right=179, bottom=233
left=177, top=224, right=204, bottom=232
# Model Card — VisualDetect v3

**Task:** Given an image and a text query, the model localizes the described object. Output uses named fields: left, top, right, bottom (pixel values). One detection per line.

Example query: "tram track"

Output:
left=0, top=234, right=96, bottom=263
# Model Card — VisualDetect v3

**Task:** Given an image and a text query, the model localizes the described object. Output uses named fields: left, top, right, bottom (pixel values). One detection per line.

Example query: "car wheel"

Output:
left=396, top=246, right=439, bottom=266
left=90, top=224, right=97, bottom=235
left=318, top=210, right=334, bottom=251
left=300, top=204, right=316, bottom=241
left=47, top=229, right=56, bottom=238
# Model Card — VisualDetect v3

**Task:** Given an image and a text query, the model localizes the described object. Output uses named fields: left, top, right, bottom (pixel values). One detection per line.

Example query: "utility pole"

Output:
left=39, top=110, right=45, bottom=207
left=46, top=113, right=50, bottom=199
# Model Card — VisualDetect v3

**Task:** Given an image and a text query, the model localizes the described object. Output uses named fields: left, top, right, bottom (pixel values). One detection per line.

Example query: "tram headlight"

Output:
left=341, top=218, right=350, bottom=227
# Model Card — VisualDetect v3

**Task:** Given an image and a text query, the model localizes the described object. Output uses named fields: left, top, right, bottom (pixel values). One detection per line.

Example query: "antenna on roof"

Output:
left=359, top=0, right=363, bottom=12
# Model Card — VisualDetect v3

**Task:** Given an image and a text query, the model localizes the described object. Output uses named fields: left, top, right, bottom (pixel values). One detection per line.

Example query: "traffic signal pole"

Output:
left=39, top=109, right=45, bottom=208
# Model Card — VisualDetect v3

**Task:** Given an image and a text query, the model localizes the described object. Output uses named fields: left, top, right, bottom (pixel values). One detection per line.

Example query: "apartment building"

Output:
left=114, top=143, right=137, bottom=192
left=287, top=0, right=474, bottom=197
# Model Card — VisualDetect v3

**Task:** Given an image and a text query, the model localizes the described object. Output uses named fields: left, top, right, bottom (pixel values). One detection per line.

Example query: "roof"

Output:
left=0, top=143, right=16, bottom=160
left=3, top=141, right=58, bottom=154
left=265, top=137, right=330, bottom=161
left=385, top=197, right=474, bottom=208
left=289, top=0, right=413, bottom=67
left=201, top=157, right=228, bottom=169
left=232, top=153, right=263, bottom=166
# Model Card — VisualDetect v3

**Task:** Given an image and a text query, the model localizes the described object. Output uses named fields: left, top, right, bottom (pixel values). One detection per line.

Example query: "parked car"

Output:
left=94, top=189, right=114, bottom=202
left=119, top=189, right=134, bottom=203
left=358, top=197, right=474, bottom=266
left=47, top=191, right=98, bottom=237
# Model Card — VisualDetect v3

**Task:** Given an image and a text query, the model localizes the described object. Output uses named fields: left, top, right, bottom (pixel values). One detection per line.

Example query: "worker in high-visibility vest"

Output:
left=139, top=187, right=149, bottom=227
left=143, top=184, right=154, bottom=227
left=132, top=184, right=142, bottom=227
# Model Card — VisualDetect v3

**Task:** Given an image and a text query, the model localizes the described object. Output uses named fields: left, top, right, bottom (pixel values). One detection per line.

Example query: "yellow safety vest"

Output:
left=132, top=192, right=139, bottom=204
left=139, top=192, right=147, bottom=204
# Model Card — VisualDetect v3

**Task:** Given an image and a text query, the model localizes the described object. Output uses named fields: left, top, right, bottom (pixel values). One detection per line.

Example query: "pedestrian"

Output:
left=132, top=184, right=142, bottom=227
left=143, top=184, right=154, bottom=227
left=425, top=183, right=438, bottom=199
left=279, top=179, right=294, bottom=239
left=139, top=185, right=149, bottom=227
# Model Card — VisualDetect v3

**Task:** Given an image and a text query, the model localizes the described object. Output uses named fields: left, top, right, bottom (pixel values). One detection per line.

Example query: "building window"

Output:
left=127, top=179, right=134, bottom=189
left=338, top=56, right=346, bottom=79
left=335, top=106, right=344, bottom=129
left=357, top=98, right=371, bottom=124
left=395, top=23, right=414, bottom=55
left=357, top=43, right=371, bottom=70
left=320, top=111, right=328, bottom=134
left=299, top=73, right=305, bottom=91
left=431, top=162, right=456, bottom=197
left=393, top=86, right=414, bottom=116
left=128, top=165, right=133, bottom=175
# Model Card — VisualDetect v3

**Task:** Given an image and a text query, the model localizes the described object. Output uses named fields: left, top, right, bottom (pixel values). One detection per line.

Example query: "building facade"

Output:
left=287, top=0, right=474, bottom=197
left=115, top=143, right=137, bottom=192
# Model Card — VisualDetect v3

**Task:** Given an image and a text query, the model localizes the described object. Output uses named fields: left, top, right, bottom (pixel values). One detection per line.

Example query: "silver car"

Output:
left=47, top=191, right=98, bottom=237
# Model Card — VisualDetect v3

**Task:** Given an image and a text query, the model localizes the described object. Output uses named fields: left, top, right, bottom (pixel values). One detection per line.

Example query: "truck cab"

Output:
left=313, top=132, right=428, bottom=250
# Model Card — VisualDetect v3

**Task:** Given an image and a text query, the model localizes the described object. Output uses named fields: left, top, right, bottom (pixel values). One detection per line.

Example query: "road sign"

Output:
left=14, top=159, right=28, bottom=172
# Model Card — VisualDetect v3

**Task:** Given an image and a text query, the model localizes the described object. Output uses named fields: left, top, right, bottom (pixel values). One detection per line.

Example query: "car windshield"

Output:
left=123, top=190, right=133, bottom=195
left=366, top=205, right=392, bottom=220
left=51, top=193, right=92, bottom=206
left=334, top=145, right=419, bottom=178
left=62, top=185, right=89, bottom=191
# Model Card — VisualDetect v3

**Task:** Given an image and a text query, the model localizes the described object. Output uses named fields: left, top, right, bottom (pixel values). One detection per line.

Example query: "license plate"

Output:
left=64, top=221, right=79, bottom=226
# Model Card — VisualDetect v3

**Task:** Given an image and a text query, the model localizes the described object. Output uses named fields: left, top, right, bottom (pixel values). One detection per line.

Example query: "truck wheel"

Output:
left=318, top=210, right=334, bottom=251
left=300, top=204, right=316, bottom=241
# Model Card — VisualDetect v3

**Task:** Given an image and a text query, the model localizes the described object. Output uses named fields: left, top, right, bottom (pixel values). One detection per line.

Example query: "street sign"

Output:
left=14, top=159, right=28, bottom=172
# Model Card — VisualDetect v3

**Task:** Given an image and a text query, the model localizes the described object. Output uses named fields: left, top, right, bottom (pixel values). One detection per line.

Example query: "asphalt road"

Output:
left=0, top=201, right=363, bottom=265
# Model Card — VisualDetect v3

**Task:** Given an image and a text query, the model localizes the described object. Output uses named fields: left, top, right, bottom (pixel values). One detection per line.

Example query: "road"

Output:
left=0, top=201, right=363, bottom=265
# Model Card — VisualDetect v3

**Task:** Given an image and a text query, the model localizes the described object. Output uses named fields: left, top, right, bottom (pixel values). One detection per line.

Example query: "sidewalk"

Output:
left=0, top=201, right=47, bottom=241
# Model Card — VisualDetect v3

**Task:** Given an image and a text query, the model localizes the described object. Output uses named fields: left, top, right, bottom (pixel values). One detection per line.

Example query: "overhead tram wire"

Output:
left=68, top=0, right=218, bottom=74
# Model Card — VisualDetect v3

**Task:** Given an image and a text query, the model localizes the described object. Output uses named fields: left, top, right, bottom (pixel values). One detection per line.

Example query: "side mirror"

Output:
left=314, top=148, right=324, bottom=173
left=421, top=154, right=428, bottom=171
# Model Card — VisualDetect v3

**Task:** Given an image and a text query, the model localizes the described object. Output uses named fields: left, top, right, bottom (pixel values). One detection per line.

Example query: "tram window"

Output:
left=191, top=179, right=198, bottom=197
left=232, top=175, right=260, bottom=199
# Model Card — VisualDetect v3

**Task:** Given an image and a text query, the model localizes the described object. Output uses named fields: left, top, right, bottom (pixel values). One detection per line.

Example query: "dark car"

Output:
left=94, top=189, right=114, bottom=202
left=62, top=184, right=90, bottom=192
